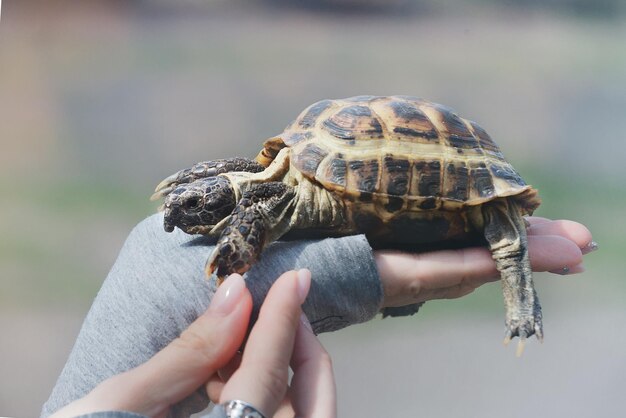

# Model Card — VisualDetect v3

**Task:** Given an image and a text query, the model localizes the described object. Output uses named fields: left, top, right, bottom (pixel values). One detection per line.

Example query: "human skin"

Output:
left=377, top=217, right=592, bottom=307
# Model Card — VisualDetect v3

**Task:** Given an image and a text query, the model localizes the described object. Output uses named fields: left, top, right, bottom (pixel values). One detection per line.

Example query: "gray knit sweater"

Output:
left=41, top=214, right=386, bottom=418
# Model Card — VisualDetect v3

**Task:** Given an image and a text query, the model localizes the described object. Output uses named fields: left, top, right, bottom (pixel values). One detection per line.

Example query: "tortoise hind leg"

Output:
left=151, top=158, right=265, bottom=201
left=482, top=199, right=543, bottom=352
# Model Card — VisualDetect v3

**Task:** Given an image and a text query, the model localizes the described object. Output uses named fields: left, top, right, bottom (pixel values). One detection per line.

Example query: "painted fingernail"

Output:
left=300, top=313, right=314, bottom=333
left=567, top=264, right=586, bottom=274
left=581, top=241, right=599, bottom=255
left=296, top=269, right=311, bottom=303
left=208, top=274, right=245, bottom=314
left=549, top=263, right=585, bottom=275
left=549, top=266, right=570, bottom=275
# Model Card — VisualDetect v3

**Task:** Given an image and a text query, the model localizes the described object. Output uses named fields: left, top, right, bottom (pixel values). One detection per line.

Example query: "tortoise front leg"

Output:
left=206, top=182, right=296, bottom=282
left=151, top=158, right=265, bottom=201
left=483, top=199, right=543, bottom=355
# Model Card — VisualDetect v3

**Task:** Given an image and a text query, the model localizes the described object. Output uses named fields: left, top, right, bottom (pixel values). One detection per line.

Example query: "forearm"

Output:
left=42, top=214, right=383, bottom=417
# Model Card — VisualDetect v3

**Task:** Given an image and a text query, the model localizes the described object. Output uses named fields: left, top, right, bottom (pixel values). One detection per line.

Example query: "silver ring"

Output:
left=222, top=399, right=267, bottom=418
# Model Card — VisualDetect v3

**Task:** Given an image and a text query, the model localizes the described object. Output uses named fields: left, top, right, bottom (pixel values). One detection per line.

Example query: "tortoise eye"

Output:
left=185, top=197, right=201, bottom=210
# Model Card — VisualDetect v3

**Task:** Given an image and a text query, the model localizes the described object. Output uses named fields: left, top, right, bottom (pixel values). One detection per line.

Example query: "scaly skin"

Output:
left=161, top=176, right=236, bottom=234
left=206, top=182, right=296, bottom=283
left=482, top=199, right=543, bottom=354
left=151, top=158, right=264, bottom=202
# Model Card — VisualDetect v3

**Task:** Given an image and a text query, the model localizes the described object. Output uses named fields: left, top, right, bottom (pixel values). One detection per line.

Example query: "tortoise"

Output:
left=151, top=95, right=542, bottom=349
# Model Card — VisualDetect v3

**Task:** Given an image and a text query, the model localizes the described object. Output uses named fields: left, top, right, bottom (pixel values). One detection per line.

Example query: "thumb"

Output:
left=56, top=274, right=253, bottom=418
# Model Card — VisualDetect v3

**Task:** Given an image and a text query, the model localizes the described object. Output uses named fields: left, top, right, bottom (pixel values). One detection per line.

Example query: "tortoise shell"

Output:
left=262, top=95, right=540, bottom=214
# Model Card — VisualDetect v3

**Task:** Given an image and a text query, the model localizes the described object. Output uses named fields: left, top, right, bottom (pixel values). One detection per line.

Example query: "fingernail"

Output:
left=300, top=313, right=314, bottom=333
left=567, top=264, right=586, bottom=274
left=549, top=263, right=585, bottom=275
left=208, top=274, right=245, bottom=314
left=296, top=269, right=311, bottom=303
left=581, top=241, right=599, bottom=255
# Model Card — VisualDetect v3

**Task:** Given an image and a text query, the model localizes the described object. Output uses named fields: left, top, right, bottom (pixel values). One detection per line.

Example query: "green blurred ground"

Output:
left=0, top=1, right=624, bottom=416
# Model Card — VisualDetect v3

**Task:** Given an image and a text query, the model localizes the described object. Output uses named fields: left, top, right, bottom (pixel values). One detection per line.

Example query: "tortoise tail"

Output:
left=255, top=136, right=287, bottom=167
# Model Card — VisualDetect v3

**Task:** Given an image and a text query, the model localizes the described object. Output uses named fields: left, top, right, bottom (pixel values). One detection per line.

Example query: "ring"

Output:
left=221, top=399, right=267, bottom=418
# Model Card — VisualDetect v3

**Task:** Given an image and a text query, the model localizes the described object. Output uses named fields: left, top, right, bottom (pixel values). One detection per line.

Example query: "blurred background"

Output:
left=1, top=0, right=625, bottom=416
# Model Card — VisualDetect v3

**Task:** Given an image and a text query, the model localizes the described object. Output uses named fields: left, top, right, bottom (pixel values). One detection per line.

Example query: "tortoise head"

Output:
left=163, top=176, right=236, bottom=234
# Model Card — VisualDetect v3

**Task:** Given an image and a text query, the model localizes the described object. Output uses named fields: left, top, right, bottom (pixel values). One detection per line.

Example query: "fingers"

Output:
left=528, top=235, right=583, bottom=270
left=50, top=274, right=253, bottom=418
left=526, top=218, right=593, bottom=249
left=219, top=269, right=311, bottom=417
left=376, top=247, right=495, bottom=306
left=526, top=218, right=595, bottom=273
left=211, top=272, right=336, bottom=418
left=206, top=354, right=242, bottom=404
left=289, top=314, right=337, bottom=418
left=206, top=374, right=225, bottom=405
left=378, top=218, right=595, bottom=307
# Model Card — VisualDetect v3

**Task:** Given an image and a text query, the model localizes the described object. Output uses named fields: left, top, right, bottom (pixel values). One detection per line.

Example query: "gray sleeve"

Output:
left=71, top=406, right=227, bottom=418
left=73, top=413, right=146, bottom=418
left=41, top=213, right=383, bottom=418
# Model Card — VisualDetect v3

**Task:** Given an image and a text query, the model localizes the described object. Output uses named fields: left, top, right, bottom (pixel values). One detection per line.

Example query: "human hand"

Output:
left=207, top=269, right=336, bottom=418
left=376, top=217, right=596, bottom=308
left=50, top=270, right=335, bottom=418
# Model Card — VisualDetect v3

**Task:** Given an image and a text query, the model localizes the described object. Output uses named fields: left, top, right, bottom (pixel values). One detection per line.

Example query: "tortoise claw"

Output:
left=153, top=172, right=181, bottom=194
left=503, top=314, right=543, bottom=355
left=503, top=330, right=529, bottom=357
left=150, top=186, right=174, bottom=201
left=205, top=248, right=219, bottom=280
left=205, top=237, right=254, bottom=284
left=503, top=330, right=513, bottom=346
left=151, top=171, right=183, bottom=201
left=516, top=337, right=527, bottom=358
